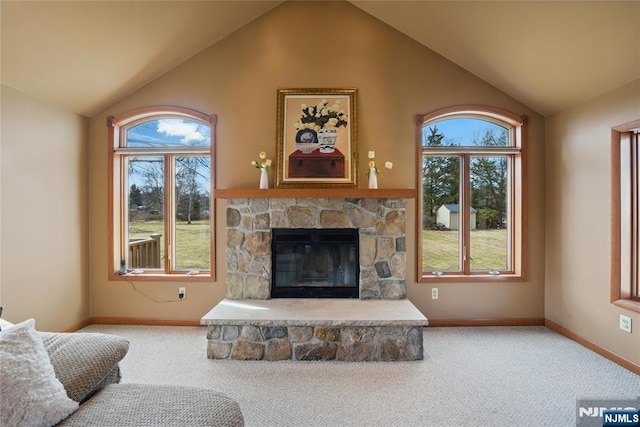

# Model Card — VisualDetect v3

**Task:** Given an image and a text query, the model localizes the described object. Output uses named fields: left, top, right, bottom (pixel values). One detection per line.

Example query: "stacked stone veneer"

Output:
left=225, top=197, right=407, bottom=300
left=207, top=324, right=423, bottom=361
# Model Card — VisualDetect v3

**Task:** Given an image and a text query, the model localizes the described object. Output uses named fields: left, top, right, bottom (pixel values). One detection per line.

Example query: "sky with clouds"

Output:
left=127, top=118, right=210, bottom=147
left=424, top=118, right=506, bottom=146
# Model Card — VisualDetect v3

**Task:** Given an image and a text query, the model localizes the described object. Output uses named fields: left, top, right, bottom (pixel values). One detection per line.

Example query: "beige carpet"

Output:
left=80, top=324, right=639, bottom=427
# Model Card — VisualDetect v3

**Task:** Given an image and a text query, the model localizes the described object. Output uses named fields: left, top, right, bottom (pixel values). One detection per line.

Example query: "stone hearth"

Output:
left=202, top=299, right=428, bottom=361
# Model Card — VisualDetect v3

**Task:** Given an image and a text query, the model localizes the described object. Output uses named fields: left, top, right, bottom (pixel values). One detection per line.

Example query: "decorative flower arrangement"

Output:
left=366, top=151, right=393, bottom=176
left=251, top=151, right=272, bottom=170
left=252, top=151, right=272, bottom=189
left=295, top=99, right=348, bottom=131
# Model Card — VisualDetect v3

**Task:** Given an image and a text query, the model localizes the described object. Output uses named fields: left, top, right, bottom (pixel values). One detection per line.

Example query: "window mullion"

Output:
left=120, top=157, right=129, bottom=266
left=462, top=154, right=471, bottom=274
left=507, top=155, right=516, bottom=273
left=164, top=154, right=173, bottom=274
left=620, top=132, right=633, bottom=299
left=632, top=132, right=639, bottom=299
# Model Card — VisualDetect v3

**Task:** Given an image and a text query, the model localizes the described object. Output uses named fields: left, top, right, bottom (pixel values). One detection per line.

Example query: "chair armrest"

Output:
left=40, top=332, right=129, bottom=403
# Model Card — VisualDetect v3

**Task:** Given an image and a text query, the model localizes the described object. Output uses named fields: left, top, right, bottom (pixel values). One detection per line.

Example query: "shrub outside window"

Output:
left=108, top=106, right=216, bottom=281
left=417, top=106, right=527, bottom=282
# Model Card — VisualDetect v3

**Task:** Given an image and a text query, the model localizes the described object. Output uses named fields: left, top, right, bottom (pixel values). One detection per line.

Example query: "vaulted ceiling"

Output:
left=2, top=1, right=638, bottom=118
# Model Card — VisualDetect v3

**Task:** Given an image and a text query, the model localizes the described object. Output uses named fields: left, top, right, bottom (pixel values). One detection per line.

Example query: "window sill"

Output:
left=612, top=298, right=640, bottom=314
left=419, top=273, right=526, bottom=283
left=110, top=272, right=212, bottom=283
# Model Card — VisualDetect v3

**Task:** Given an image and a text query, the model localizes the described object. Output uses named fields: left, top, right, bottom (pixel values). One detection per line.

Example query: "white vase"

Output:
left=259, top=168, right=269, bottom=189
left=317, top=128, right=337, bottom=153
left=368, top=167, right=378, bottom=189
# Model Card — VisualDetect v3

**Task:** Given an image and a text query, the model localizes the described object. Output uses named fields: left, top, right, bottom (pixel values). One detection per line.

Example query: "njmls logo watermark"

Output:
left=577, top=398, right=640, bottom=427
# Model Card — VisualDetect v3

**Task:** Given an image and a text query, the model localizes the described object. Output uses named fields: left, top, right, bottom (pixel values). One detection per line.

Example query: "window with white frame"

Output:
left=417, top=106, right=527, bottom=282
left=107, top=107, right=216, bottom=280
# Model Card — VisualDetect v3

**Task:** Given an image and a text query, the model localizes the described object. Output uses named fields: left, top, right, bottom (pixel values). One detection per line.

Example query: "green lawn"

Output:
left=129, top=220, right=210, bottom=269
left=422, top=229, right=507, bottom=271
left=130, top=222, right=507, bottom=272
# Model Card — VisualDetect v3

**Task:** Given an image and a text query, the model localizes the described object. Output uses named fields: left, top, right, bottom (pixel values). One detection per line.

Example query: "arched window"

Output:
left=417, top=105, right=527, bottom=281
left=108, top=106, right=216, bottom=280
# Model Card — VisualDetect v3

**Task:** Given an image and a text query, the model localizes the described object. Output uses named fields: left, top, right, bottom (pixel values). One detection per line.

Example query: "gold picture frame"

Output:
left=275, top=88, right=358, bottom=188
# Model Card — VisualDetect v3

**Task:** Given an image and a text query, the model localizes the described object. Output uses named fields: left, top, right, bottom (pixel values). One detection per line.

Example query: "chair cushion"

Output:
left=0, top=319, right=79, bottom=427
left=40, top=331, right=129, bottom=402
left=58, top=383, right=245, bottom=427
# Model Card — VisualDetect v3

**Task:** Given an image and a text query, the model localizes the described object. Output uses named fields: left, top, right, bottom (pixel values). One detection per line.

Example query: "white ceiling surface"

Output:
left=1, top=1, right=638, bottom=118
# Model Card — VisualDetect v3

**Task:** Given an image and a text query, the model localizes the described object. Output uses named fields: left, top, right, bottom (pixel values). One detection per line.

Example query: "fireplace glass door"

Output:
left=271, top=228, right=359, bottom=298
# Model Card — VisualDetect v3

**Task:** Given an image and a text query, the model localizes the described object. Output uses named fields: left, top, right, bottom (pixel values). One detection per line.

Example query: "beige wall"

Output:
left=2, top=0, right=635, bottom=368
left=88, top=1, right=545, bottom=323
left=1, top=85, right=89, bottom=331
left=545, top=79, right=640, bottom=366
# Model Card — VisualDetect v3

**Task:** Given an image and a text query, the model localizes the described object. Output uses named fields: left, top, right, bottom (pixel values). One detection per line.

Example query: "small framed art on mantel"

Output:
left=275, top=88, right=358, bottom=188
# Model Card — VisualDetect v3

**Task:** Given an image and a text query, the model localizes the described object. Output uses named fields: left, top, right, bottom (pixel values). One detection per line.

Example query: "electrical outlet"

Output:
left=619, top=314, right=632, bottom=333
left=178, top=287, right=186, bottom=300
left=432, top=288, right=438, bottom=299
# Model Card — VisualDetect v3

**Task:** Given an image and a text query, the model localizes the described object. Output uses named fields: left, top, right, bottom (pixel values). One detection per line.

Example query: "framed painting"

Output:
left=275, top=88, right=358, bottom=188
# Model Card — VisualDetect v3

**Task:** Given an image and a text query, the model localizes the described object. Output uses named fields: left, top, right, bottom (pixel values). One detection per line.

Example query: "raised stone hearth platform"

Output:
left=201, top=299, right=428, bottom=362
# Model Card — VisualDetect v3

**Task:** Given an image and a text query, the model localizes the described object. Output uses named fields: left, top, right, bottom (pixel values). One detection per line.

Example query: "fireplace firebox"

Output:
left=271, top=228, right=359, bottom=298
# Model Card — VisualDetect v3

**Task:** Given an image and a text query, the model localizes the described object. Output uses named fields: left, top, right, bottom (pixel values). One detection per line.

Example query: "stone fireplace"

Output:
left=201, top=191, right=427, bottom=362
left=225, top=197, right=407, bottom=300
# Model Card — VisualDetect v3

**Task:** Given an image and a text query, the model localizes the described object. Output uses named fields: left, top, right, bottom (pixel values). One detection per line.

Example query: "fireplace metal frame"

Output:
left=271, top=228, right=360, bottom=298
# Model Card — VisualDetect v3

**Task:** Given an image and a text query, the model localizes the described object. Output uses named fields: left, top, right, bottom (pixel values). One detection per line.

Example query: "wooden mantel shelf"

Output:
left=214, top=188, right=416, bottom=199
